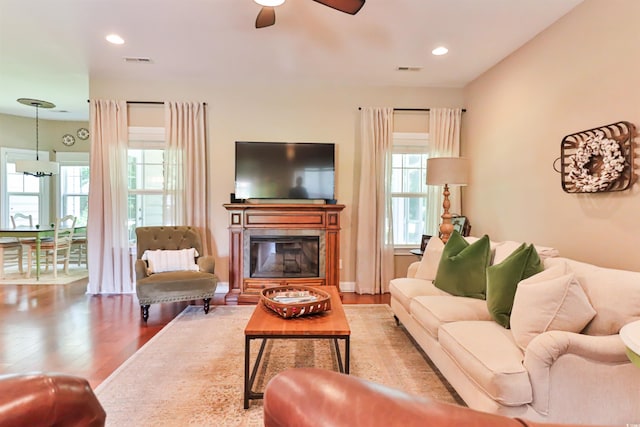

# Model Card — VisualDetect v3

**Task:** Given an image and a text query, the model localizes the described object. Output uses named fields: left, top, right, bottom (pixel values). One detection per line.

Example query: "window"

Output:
left=57, top=152, right=90, bottom=226
left=127, top=127, right=166, bottom=243
left=390, top=133, right=429, bottom=247
left=1, top=148, right=52, bottom=228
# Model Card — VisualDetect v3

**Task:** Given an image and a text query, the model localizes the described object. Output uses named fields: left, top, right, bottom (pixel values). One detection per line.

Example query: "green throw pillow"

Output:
left=486, top=243, right=543, bottom=328
left=433, top=231, right=491, bottom=300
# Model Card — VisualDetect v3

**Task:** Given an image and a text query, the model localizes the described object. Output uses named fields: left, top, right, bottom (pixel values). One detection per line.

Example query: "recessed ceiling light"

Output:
left=432, top=46, right=449, bottom=56
left=106, top=34, right=125, bottom=45
left=254, top=0, right=285, bottom=6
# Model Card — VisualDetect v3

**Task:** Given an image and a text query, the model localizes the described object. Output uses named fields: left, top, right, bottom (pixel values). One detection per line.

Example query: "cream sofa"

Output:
left=389, top=236, right=640, bottom=426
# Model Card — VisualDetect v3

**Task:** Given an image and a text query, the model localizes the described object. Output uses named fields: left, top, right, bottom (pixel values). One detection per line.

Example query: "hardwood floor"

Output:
left=0, top=279, right=390, bottom=389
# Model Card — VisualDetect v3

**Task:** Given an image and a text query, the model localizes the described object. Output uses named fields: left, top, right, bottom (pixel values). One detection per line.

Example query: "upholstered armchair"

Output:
left=135, top=226, right=218, bottom=322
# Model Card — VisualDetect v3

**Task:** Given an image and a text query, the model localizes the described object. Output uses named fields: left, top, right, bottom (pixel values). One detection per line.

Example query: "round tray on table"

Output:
left=261, top=286, right=331, bottom=318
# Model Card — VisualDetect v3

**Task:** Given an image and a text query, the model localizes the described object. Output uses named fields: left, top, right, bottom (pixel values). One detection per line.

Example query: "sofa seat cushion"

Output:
left=389, top=277, right=450, bottom=313
left=410, top=296, right=492, bottom=339
left=438, top=321, right=532, bottom=406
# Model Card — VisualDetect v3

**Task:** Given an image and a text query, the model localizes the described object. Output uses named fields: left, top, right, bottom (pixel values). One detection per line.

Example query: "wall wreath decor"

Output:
left=557, top=121, right=634, bottom=193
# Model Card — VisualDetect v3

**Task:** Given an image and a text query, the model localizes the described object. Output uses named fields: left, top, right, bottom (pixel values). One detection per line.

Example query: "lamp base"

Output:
left=439, top=183, right=453, bottom=243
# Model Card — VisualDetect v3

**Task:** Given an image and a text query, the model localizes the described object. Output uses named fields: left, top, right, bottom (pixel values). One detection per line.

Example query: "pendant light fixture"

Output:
left=15, top=98, right=59, bottom=177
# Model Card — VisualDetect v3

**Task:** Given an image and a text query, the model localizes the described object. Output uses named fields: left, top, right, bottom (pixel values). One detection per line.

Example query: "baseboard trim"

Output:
left=339, top=281, right=356, bottom=292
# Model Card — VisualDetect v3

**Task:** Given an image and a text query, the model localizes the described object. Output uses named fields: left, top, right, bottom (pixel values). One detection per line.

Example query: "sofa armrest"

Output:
left=407, top=261, right=420, bottom=278
left=135, top=259, right=149, bottom=280
left=0, top=373, right=106, bottom=427
left=524, top=331, right=639, bottom=419
left=264, top=368, right=528, bottom=427
left=197, top=255, right=215, bottom=274
left=263, top=368, right=609, bottom=427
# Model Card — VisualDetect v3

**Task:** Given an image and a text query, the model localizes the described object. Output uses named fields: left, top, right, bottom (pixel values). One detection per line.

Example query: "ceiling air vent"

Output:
left=123, top=57, right=152, bottom=63
left=397, top=66, right=422, bottom=71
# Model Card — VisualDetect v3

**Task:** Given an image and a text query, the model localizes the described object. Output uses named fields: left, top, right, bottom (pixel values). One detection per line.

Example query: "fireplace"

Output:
left=249, top=236, right=320, bottom=278
left=224, top=203, right=344, bottom=304
left=243, top=229, right=325, bottom=280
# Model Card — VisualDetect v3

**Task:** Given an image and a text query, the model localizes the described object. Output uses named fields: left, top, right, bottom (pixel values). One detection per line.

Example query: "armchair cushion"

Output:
left=141, top=248, right=200, bottom=274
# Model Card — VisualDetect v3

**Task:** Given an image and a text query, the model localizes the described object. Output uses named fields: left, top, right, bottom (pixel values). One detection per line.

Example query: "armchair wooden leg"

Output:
left=141, top=305, right=150, bottom=322
left=203, top=298, right=211, bottom=314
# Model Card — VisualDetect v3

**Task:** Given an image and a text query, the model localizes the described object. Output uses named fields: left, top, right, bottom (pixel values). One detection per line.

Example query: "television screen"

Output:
left=235, top=141, right=335, bottom=200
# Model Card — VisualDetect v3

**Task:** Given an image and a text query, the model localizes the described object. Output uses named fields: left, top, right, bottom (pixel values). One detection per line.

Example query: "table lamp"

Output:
left=426, top=157, right=469, bottom=243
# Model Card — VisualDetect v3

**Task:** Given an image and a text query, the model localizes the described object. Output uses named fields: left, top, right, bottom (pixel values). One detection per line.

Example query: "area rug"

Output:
left=95, top=304, right=461, bottom=426
left=0, top=265, right=88, bottom=285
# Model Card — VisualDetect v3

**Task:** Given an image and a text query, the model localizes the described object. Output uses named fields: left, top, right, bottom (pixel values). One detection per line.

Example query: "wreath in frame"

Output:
left=566, top=131, right=625, bottom=192
left=558, top=121, right=634, bottom=193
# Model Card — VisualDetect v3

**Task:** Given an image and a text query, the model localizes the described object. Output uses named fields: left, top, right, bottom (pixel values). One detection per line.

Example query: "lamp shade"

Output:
left=15, top=159, right=60, bottom=177
left=426, top=157, right=469, bottom=186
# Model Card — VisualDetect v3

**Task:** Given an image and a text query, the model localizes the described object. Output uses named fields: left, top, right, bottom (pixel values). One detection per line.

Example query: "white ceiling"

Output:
left=0, top=0, right=582, bottom=121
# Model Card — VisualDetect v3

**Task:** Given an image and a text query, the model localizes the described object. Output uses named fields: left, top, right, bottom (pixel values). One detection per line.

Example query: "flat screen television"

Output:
left=235, top=141, right=335, bottom=201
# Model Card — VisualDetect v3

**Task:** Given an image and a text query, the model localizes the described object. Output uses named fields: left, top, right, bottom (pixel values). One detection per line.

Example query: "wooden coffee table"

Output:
left=243, top=286, right=350, bottom=408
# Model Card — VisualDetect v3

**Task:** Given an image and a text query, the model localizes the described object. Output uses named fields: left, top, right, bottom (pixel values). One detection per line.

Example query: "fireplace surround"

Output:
left=224, top=203, right=344, bottom=304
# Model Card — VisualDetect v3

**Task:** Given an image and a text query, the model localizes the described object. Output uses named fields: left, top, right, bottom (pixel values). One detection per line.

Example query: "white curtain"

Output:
left=164, top=102, right=210, bottom=254
left=86, top=100, right=133, bottom=294
left=355, top=107, right=394, bottom=294
left=426, top=108, right=463, bottom=236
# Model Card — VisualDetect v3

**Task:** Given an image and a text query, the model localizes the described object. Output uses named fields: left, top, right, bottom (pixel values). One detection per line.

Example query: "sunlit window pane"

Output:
left=390, top=149, right=428, bottom=246
left=127, top=145, right=165, bottom=244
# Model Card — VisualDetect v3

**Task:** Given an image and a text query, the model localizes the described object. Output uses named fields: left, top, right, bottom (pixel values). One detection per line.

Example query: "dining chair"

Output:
left=0, top=213, right=34, bottom=279
left=11, top=213, right=33, bottom=229
left=25, top=215, right=77, bottom=279
left=71, top=231, right=87, bottom=268
left=0, top=239, right=23, bottom=279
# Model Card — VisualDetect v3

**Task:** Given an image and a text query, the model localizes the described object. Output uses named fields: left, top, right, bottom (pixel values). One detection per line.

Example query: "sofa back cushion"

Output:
left=414, top=236, right=445, bottom=281
left=493, top=240, right=559, bottom=265
left=510, top=262, right=596, bottom=349
left=433, top=232, right=491, bottom=300
left=546, top=257, right=640, bottom=335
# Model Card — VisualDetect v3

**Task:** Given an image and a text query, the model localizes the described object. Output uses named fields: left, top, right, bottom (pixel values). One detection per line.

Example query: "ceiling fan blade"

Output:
left=311, top=0, right=365, bottom=15
left=256, top=7, right=276, bottom=28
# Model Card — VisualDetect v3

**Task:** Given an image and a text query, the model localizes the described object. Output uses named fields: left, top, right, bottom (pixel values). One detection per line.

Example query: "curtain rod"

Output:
left=86, top=100, right=207, bottom=105
left=358, top=107, right=466, bottom=112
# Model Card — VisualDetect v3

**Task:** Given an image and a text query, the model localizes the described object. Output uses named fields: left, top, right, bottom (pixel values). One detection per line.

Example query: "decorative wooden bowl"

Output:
left=261, top=286, right=331, bottom=318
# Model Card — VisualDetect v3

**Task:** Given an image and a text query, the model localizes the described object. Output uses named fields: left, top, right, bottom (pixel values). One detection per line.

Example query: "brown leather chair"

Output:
left=135, top=226, right=218, bottom=322
left=263, top=368, right=615, bottom=427
left=0, top=372, right=106, bottom=427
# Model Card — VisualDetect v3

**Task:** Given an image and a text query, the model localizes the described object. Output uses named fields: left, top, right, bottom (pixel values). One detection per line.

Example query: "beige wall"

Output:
left=463, top=0, right=640, bottom=272
left=89, top=81, right=464, bottom=283
left=0, top=113, right=89, bottom=221
left=0, top=114, right=88, bottom=153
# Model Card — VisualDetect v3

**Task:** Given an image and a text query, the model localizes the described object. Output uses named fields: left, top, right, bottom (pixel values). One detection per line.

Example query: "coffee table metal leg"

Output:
left=244, top=336, right=251, bottom=409
left=345, top=336, right=350, bottom=374
left=245, top=336, right=268, bottom=409
left=332, top=336, right=350, bottom=374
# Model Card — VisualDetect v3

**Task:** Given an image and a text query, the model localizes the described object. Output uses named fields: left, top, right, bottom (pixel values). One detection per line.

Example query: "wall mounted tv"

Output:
left=235, top=141, right=335, bottom=201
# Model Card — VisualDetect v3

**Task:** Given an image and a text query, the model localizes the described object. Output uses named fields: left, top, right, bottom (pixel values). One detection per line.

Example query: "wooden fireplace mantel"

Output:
left=223, top=203, right=345, bottom=304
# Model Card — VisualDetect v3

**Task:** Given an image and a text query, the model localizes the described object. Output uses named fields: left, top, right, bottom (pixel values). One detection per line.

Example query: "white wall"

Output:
left=89, top=80, right=464, bottom=282
left=463, top=0, right=640, bottom=271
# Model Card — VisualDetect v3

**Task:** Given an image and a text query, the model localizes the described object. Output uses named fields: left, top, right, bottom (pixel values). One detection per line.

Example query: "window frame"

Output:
left=0, top=147, right=53, bottom=228
left=127, top=127, right=166, bottom=244
left=56, top=152, right=90, bottom=226
left=390, top=132, right=429, bottom=249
